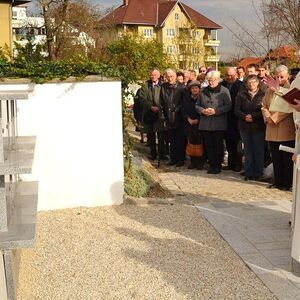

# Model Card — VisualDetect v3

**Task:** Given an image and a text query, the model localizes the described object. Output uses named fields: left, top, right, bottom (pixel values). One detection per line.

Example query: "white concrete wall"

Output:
left=16, top=80, right=124, bottom=210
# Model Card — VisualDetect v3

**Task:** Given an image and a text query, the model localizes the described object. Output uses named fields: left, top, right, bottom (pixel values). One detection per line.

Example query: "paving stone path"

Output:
left=156, top=162, right=300, bottom=300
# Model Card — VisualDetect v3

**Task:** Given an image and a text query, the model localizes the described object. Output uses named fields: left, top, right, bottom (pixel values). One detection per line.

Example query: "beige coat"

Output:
left=262, top=84, right=295, bottom=142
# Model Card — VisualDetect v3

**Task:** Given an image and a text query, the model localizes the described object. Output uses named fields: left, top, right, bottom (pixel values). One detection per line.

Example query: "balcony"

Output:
left=205, top=55, right=220, bottom=62
left=204, top=39, right=220, bottom=47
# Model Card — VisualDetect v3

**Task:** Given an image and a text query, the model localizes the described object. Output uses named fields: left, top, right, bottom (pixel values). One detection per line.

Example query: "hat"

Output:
left=187, top=80, right=201, bottom=90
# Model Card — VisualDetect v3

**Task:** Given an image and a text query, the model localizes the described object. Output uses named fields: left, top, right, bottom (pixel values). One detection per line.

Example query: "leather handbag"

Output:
left=186, top=142, right=203, bottom=157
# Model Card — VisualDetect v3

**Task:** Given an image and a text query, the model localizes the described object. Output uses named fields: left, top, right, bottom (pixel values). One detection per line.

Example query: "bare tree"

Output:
left=223, top=0, right=286, bottom=58
left=266, top=0, right=300, bottom=47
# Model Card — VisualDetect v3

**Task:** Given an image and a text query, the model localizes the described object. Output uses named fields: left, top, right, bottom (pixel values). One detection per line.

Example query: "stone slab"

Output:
left=0, top=181, right=38, bottom=250
left=0, top=136, right=36, bottom=175
left=4, top=249, right=21, bottom=300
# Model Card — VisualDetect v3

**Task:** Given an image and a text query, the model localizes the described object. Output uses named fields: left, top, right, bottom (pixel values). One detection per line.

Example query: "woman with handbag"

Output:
left=182, top=81, right=204, bottom=169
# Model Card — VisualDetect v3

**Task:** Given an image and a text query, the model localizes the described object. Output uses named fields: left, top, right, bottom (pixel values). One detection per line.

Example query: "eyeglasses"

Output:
left=208, top=78, right=217, bottom=83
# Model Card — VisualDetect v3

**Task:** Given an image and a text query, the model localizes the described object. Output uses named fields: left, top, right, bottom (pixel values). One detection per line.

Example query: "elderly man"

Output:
left=140, top=68, right=166, bottom=161
left=221, top=67, right=243, bottom=171
left=262, top=65, right=295, bottom=190
left=160, top=68, right=185, bottom=166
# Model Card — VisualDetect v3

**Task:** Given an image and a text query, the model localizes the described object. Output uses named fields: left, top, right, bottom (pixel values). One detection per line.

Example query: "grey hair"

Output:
left=275, top=65, right=289, bottom=74
left=164, top=68, right=176, bottom=75
left=206, top=70, right=221, bottom=79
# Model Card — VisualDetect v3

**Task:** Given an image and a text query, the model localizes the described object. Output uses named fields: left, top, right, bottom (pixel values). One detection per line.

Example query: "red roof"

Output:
left=101, top=0, right=221, bottom=29
left=267, top=46, right=296, bottom=59
left=238, top=57, right=263, bottom=69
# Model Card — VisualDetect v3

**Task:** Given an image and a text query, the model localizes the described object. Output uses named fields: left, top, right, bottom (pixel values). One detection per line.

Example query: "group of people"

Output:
left=133, top=63, right=298, bottom=191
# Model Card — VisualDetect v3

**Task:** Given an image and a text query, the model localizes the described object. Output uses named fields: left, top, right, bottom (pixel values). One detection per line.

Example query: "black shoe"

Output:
left=167, top=160, right=176, bottom=166
left=240, top=171, right=245, bottom=176
left=222, top=166, right=233, bottom=171
left=244, top=176, right=253, bottom=181
left=188, top=163, right=196, bottom=169
left=207, top=168, right=219, bottom=174
left=233, top=166, right=242, bottom=172
left=253, top=176, right=267, bottom=182
left=196, top=164, right=204, bottom=170
left=176, top=161, right=184, bottom=167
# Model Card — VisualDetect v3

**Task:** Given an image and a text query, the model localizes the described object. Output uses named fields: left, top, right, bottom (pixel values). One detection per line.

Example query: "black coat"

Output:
left=235, top=89, right=266, bottom=133
left=221, top=79, right=243, bottom=139
left=160, top=81, right=185, bottom=129
left=182, top=93, right=200, bottom=135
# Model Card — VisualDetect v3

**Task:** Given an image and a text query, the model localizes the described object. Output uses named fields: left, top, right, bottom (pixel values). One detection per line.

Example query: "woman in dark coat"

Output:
left=235, top=75, right=266, bottom=180
left=195, top=71, right=232, bottom=174
left=182, top=80, right=204, bottom=169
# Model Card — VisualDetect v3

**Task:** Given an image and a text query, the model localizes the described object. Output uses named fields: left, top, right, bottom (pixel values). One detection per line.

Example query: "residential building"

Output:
left=11, top=5, right=95, bottom=58
left=0, top=0, right=30, bottom=53
left=100, top=0, right=221, bottom=71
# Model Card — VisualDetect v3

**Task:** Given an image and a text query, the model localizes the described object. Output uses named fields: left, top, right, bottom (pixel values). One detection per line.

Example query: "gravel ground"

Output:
left=17, top=203, right=276, bottom=300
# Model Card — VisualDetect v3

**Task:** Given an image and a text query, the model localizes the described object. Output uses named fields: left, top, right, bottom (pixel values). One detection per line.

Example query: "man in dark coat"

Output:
left=221, top=67, right=243, bottom=171
left=140, top=68, right=166, bottom=160
left=160, top=68, right=185, bottom=166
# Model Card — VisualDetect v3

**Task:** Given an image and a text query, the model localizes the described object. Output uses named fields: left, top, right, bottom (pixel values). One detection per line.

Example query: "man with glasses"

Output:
left=221, top=67, right=243, bottom=171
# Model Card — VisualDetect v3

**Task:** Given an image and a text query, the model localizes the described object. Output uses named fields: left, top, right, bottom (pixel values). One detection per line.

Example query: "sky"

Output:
left=28, top=0, right=260, bottom=61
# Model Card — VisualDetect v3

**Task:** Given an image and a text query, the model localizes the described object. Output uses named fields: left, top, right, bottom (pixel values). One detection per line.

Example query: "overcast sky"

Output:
left=28, top=0, right=260, bottom=61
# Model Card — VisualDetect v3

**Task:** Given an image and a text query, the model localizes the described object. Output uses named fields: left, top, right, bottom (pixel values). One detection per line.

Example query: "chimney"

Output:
left=124, top=0, right=129, bottom=5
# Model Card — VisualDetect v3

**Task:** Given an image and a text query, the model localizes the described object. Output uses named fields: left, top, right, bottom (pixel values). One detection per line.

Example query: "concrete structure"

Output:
left=15, top=78, right=124, bottom=211
left=0, top=0, right=30, bottom=53
left=100, top=0, right=221, bottom=71
left=0, top=82, right=38, bottom=300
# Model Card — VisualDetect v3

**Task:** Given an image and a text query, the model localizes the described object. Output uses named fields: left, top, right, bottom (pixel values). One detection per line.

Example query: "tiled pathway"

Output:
left=157, top=166, right=300, bottom=300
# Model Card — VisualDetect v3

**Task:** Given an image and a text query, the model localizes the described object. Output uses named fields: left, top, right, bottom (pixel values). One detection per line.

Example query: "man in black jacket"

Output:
left=221, top=67, right=243, bottom=171
left=140, top=69, right=166, bottom=160
left=160, top=68, right=185, bottom=167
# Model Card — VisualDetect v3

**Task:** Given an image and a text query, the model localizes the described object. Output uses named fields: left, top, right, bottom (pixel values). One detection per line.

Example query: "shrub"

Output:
left=124, top=165, right=154, bottom=197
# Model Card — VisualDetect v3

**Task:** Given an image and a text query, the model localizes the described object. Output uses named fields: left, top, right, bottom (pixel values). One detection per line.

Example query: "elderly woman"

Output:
left=182, top=80, right=204, bottom=169
left=235, top=75, right=266, bottom=180
left=262, top=65, right=295, bottom=190
left=196, top=71, right=232, bottom=174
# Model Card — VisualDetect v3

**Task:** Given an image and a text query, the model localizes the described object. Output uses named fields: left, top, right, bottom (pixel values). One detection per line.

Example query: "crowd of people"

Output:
left=133, top=63, right=300, bottom=191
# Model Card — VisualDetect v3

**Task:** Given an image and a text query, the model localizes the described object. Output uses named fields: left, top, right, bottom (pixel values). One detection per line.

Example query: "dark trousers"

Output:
left=225, top=137, right=243, bottom=170
left=168, top=127, right=185, bottom=163
left=240, top=131, right=265, bottom=177
left=148, top=131, right=166, bottom=158
left=269, top=140, right=294, bottom=188
left=202, top=130, right=225, bottom=170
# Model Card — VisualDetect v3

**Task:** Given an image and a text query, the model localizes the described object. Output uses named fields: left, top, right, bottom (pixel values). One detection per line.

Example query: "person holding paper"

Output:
left=262, top=65, right=295, bottom=190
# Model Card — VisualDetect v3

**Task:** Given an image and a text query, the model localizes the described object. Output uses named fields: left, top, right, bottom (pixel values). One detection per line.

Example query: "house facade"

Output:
left=101, top=0, right=221, bottom=71
left=0, top=0, right=30, bottom=53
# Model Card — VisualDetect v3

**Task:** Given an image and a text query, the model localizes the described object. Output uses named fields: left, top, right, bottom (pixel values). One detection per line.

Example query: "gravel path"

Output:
left=17, top=201, right=276, bottom=299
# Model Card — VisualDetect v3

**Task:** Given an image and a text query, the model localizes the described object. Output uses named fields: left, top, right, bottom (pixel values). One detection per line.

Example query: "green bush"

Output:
left=124, top=165, right=154, bottom=197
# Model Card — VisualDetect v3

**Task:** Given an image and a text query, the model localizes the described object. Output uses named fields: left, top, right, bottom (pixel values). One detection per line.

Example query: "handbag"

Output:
left=186, top=142, right=203, bottom=157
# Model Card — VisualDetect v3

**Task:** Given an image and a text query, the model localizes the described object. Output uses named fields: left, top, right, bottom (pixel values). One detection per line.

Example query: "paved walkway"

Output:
left=156, top=163, right=300, bottom=300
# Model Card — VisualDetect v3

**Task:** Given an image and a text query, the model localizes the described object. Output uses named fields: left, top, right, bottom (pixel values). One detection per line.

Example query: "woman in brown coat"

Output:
left=262, top=65, right=295, bottom=190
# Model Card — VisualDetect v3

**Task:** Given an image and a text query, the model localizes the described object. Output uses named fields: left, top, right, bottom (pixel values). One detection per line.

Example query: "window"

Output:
left=193, top=30, right=200, bottom=39
left=12, top=11, right=17, bottom=19
left=167, top=45, right=176, bottom=54
left=144, top=29, right=153, bottom=37
left=192, top=47, right=200, bottom=54
left=175, top=13, right=179, bottom=21
left=166, top=28, right=175, bottom=38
